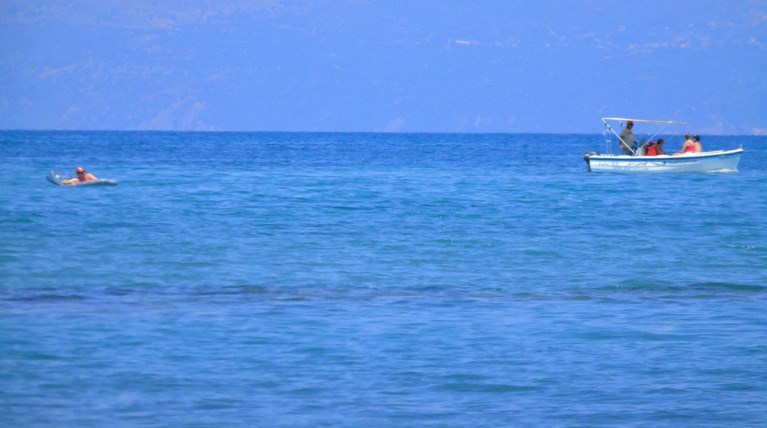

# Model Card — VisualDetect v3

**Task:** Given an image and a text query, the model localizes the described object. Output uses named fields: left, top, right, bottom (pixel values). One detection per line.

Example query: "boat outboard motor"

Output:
left=583, top=152, right=597, bottom=172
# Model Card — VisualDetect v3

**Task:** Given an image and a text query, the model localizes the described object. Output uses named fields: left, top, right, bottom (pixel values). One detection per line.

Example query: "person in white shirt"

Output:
left=619, top=121, right=635, bottom=155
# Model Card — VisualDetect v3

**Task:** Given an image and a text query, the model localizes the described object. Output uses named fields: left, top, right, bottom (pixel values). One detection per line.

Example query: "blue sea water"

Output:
left=1, top=131, right=766, bottom=426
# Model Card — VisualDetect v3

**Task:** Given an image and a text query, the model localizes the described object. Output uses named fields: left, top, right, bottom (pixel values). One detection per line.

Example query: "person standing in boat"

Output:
left=619, top=121, right=635, bottom=155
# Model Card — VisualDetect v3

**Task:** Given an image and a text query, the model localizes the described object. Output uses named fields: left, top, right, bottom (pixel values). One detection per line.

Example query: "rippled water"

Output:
left=1, top=131, right=766, bottom=426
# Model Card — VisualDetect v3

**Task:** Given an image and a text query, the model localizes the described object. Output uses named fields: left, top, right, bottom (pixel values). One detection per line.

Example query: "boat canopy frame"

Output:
left=601, top=117, right=688, bottom=155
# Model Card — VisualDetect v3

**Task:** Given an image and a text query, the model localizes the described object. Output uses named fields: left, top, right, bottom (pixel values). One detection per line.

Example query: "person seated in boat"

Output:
left=619, top=120, right=635, bottom=155
left=674, top=134, right=697, bottom=155
left=645, top=141, right=658, bottom=156
left=60, top=166, right=98, bottom=185
left=655, top=138, right=667, bottom=155
left=692, top=135, right=703, bottom=152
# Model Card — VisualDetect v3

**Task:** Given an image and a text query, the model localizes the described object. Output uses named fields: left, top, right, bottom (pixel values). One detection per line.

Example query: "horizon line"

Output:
left=1, top=128, right=763, bottom=137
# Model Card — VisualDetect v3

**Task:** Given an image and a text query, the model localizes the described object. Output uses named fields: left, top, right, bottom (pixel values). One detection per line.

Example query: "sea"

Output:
left=1, top=131, right=766, bottom=427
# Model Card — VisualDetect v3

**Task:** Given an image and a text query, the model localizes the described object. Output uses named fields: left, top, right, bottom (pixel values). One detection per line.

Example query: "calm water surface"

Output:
left=1, top=131, right=766, bottom=426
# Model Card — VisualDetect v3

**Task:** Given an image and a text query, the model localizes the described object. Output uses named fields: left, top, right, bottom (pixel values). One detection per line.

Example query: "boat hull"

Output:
left=584, top=148, right=743, bottom=173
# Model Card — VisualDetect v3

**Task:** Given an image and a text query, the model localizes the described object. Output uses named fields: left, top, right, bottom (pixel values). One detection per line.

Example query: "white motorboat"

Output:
left=583, top=118, right=743, bottom=173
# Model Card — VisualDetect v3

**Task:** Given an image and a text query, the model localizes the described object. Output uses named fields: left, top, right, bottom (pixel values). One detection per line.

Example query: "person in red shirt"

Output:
left=645, top=141, right=658, bottom=156
left=675, top=134, right=697, bottom=155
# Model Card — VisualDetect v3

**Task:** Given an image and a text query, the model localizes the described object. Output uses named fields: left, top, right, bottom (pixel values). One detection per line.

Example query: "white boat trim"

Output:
left=584, top=148, right=744, bottom=173
left=602, top=117, right=687, bottom=125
